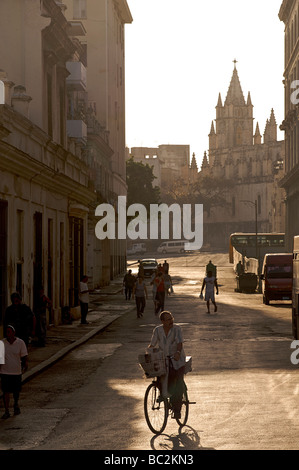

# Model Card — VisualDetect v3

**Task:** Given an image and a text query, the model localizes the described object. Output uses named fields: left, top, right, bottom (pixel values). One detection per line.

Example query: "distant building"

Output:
left=279, top=0, right=299, bottom=251
left=198, top=64, right=285, bottom=250
left=128, top=144, right=190, bottom=189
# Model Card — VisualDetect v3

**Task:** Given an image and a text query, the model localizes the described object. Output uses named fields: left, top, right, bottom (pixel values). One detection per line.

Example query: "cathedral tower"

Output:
left=209, top=63, right=254, bottom=165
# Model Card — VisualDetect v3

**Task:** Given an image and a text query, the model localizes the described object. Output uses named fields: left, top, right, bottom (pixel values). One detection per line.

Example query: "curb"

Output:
left=22, top=307, right=134, bottom=385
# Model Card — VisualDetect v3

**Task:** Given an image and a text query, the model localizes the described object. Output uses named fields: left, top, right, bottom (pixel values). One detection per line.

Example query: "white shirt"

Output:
left=150, top=324, right=186, bottom=370
left=79, top=281, right=89, bottom=303
left=0, top=338, right=28, bottom=375
left=205, top=276, right=216, bottom=294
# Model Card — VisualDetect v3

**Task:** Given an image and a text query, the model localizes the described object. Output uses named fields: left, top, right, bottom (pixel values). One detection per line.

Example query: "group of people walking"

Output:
left=123, top=260, right=174, bottom=319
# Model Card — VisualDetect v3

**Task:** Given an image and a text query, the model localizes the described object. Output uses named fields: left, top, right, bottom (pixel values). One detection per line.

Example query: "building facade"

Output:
left=279, top=0, right=299, bottom=251
left=64, top=0, right=132, bottom=283
left=0, top=0, right=132, bottom=328
left=198, top=65, right=285, bottom=250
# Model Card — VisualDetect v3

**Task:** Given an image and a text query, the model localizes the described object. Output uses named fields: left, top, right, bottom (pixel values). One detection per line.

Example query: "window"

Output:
left=73, top=0, right=87, bottom=19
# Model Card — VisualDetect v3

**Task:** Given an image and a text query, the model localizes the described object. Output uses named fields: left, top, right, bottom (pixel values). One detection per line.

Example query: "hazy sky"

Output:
left=125, top=0, right=285, bottom=168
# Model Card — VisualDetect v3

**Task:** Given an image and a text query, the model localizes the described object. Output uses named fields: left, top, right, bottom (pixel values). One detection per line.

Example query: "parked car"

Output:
left=141, top=259, right=158, bottom=278
left=127, top=243, right=146, bottom=255
left=260, top=253, right=293, bottom=305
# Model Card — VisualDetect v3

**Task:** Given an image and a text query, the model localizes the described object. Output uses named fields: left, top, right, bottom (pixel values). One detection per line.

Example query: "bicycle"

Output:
left=144, top=376, right=191, bottom=434
left=142, top=354, right=194, bottom=434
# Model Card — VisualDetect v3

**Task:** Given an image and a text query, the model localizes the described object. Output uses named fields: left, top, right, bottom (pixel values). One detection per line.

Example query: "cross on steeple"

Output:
left=233, top=59, right=238, bottom=69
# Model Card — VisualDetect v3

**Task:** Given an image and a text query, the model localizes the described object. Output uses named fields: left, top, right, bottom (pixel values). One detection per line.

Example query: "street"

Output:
left=0, top=251, right=298, bottom=451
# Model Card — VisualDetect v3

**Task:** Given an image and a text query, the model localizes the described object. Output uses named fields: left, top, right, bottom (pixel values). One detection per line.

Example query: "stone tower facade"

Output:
left=199, top=65, right=285, bottom=251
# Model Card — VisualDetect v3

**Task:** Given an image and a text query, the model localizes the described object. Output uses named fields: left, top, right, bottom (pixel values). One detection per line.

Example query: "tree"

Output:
left=126, top=157, right=160, bottom=212
left=161, top=174, right=236, bottom=215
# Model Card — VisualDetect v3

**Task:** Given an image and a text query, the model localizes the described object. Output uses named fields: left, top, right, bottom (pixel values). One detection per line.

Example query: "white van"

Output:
left=157, top=240, right=186, bottom=254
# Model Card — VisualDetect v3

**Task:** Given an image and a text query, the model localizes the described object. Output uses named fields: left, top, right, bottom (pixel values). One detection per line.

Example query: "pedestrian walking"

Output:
left=155, top=271, right=165, bottom=314
left=123, top=269, right=136, bottom=300
left=138, top=260, right=144, bottom=279
left=132, top=276, right=148, bottom=318
left=200, top=270, right=219, bottom=313
left=79, top=275, right=89, bottom=324
left=34, top=288, right=51, bottom=347
left=164, top=273, right=173, bottom=296
left=0, top=325, right=28, bottom=419
left=148, top=311, right=186, bottom=419
left=163, top=260, right=169, bottom=274
left=150, top=270, right=159, bottom=313
left=4, top=293, right=34, bottom=347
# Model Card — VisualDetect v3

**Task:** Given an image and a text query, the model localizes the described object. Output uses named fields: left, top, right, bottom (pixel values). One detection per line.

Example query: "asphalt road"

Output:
left=0, top=251, right=298, bottom=451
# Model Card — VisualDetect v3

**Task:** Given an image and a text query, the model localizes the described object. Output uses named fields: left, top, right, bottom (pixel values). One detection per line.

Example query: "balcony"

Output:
left=66, top=61, right=87, bottom=92
left=67, top=119, right=87, bottom=144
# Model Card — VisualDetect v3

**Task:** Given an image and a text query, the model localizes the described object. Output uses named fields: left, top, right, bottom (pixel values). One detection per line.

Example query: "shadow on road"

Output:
left=149, top=425, right=214, bottom=451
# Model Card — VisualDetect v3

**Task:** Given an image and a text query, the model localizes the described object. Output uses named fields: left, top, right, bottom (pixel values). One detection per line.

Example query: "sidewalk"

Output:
left=22, top=277, right=134, bottom=384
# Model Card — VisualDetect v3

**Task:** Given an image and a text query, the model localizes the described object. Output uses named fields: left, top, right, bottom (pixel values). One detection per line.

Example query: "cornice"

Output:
left=113, top=0, right=133, bottom=24
left=279, top=161, right=299, bottom=189
left=0, top=140, right=96, bottom=206
left=279, top=0, right=296, bottom=24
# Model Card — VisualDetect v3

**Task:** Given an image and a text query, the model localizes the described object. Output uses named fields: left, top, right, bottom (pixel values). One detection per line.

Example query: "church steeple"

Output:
left=190, top=152, right=198, bottom=171
left=264, top=109, right=277, bottom=143
left=210, top=62, right=254, bottom=150
left=224, top=66, right=245, bottom=106
left=254, top=122, right=261, bottom=145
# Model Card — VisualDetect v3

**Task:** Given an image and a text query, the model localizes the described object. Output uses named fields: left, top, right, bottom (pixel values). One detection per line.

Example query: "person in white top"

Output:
left=0, top=325, right=28, bottom=419
left=200, top=270, right=219, bottom=314
left=79, top=275, right=89, bottom=324
left=148, top=311, right=186, bottom=419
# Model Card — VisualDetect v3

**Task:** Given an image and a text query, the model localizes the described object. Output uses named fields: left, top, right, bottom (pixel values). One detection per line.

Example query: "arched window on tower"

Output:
left=0, top=81, right=4, bottom=104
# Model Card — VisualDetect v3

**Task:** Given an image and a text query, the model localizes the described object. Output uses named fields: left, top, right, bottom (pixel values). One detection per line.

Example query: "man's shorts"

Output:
left=0, top=374, right=22, bottom=393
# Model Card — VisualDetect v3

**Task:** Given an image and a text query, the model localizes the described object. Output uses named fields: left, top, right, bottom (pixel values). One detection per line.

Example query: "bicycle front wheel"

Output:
left=176, top=385, right=189, bottom=427
left=144, top=382, right=168, bottom=434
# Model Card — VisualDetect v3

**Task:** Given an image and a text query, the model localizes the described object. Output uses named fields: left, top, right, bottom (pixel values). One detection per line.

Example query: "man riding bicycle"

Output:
left=148, top=311, right=186, bottom=419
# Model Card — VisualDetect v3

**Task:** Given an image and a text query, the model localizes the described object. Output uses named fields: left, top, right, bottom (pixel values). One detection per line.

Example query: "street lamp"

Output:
left=240, top=199, right=258, bottom=259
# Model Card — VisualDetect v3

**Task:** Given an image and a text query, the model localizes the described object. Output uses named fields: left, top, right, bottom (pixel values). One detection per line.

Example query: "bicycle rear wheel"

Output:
left=144, top=382, right=168, bottom=434
left=176, top=385, right=189, bottom=427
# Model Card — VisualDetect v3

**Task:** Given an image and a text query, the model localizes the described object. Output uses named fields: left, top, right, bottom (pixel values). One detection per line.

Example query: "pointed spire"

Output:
left=190, top=152, right=198, bottom=170
left=201, top=151, right=209, bottom=170
left=269, top=108, right=276, bottom=125
left=217, top=92, right=223, bottom=107
left=254, top=122, right=261, bottom=137
left=264, top=109, right=277, bottom=143
left=224, top=66, right=245, bottom=106
left=254, top=122, right=261, bottom=145
left=209, top=121, right=216, bottom=135
left=247, top=91, right=252, bottom=106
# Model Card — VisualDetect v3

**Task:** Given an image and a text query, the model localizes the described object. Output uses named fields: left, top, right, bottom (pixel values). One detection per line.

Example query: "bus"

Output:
left=292, top=236, right=299, bottom=339
left=229, top=233, right=285, bottom=264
